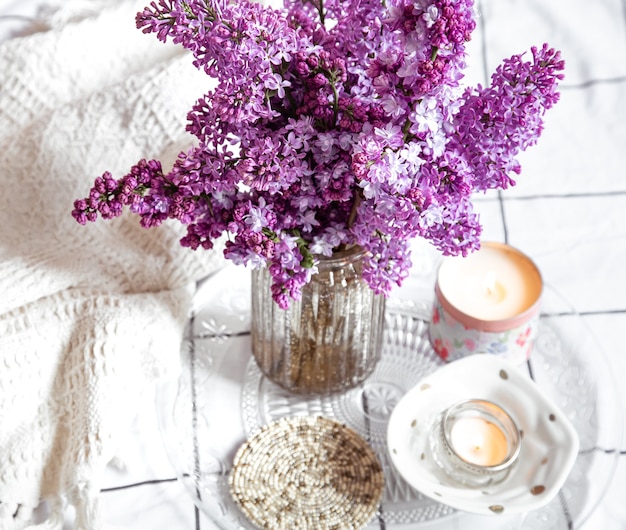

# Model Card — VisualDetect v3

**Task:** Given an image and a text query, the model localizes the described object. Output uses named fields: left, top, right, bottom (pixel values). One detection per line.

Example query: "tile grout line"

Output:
left=560, top=75, right=626, bottom=89
left=542, top=309, right=626, bottom=317
left=622, top=0, right=626, bottom=48
left=189, top=309, right=203, bottom=530
left=191, top=330, right=251, bottom=340
left=558, top=490, right=574, bottom=529
left=360, top=390, right=386, bottom=529
left=496, top=190, right=509, bottom=245
left=476, top=0, right=488, bottom=85
left=474, top=190, right=626, bottom=201
left=579, top=447, right=626, bottom=456
left=100, top=477, right=179, bottom=493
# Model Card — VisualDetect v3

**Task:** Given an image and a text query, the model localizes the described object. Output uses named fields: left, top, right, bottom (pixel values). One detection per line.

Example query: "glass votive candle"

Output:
left=429, top=241, right=543, bottom=365
left=429, top=399, right=521, bottom=488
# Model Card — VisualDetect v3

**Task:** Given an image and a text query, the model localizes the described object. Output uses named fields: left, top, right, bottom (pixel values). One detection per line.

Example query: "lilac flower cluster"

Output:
left=73, top=0, right=564, bottom=308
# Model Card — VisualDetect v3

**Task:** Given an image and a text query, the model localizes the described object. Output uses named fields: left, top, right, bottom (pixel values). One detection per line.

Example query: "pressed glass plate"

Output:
left=156, top=266, right=622, bottom=530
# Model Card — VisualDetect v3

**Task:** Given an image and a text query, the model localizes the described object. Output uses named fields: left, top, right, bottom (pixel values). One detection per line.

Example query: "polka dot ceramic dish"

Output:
left=386, top=354, right=579, bottom=516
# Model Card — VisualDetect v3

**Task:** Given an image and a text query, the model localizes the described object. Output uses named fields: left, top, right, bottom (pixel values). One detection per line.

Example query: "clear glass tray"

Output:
left=156, top=266, right=622, bottom=530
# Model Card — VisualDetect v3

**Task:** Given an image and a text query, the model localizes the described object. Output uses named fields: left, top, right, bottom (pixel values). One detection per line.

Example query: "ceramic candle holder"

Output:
left=386, top=355, right=580, bottom=515
left=429, top=242, right=543, bottom=365
left=429, top=399, right=521, bottom=488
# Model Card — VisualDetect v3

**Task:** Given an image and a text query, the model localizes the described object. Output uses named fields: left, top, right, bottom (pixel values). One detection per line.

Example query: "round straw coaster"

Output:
left=229, top=415, right=384, bottom=530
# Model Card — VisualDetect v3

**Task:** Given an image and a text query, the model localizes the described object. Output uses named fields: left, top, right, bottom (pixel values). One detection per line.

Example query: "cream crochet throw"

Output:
left=0, top=1, right=226, bottom=528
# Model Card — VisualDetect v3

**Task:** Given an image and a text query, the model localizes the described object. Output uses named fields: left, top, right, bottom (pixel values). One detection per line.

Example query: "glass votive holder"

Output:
left=429, top=399, right=521, bottom=488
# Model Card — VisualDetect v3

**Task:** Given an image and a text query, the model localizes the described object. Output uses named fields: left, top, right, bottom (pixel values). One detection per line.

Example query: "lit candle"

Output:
left=429, top=242, right=543, bottom=364
left=436, top=242, right=542, bottom=322
left=449, top=416, right=509, bottom=466
left=430, top=399, right=521, bottom=487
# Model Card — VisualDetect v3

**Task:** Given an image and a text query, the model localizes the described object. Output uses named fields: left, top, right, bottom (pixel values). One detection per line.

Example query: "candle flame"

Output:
left=472, top=433, right=484, bottom=452
left=484, top=270, right=496, bottom=296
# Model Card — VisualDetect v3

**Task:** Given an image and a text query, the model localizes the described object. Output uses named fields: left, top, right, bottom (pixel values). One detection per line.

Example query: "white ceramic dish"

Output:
left=386, top=354, right=579, bottom=516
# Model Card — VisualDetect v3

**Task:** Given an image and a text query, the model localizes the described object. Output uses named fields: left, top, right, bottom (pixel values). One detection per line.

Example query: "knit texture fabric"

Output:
left=0, top=1, right=225, bottom=527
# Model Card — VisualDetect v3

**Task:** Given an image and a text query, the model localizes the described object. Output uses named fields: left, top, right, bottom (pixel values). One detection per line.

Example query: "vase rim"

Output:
left=316, top=244, right=366, bottom=262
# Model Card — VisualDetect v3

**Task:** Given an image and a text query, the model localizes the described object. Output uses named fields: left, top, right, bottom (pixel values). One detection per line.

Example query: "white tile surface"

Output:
left=512, top=83, right=626, bottom=196
left=480, top=0, right=626, bottom=83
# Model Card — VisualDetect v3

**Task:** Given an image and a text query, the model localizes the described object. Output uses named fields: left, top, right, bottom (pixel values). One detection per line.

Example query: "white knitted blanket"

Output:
left=0, top=1, right=225, bottom=528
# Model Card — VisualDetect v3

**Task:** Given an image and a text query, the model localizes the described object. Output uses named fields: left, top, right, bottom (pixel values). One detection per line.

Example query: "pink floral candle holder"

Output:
left=429, top=242, right=543, bottom=365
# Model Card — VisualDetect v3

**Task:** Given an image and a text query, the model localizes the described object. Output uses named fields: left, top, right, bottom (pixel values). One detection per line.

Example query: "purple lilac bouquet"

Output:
left=72, top=0, right=564, bottom=308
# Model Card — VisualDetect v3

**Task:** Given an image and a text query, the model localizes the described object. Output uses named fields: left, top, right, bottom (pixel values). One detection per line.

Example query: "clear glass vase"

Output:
left=251, top=246, right=386, bottom=395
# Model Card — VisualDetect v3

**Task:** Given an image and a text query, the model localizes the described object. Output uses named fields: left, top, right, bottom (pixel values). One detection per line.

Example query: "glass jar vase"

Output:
left=251, top=246, right=385, bottom=395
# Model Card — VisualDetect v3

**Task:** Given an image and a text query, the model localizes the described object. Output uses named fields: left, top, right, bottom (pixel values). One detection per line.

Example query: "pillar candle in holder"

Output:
left=429, top=241, right=542, bottom=365
left=429, top=399, right=521, bottom=488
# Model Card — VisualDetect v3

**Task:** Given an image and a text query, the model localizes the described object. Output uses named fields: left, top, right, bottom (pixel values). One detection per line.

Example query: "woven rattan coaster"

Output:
left=229, top=415, right=384, bottom=530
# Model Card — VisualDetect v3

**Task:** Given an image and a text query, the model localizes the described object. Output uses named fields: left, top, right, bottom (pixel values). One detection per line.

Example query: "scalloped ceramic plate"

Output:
left=386, top=354, right=579, bottom=516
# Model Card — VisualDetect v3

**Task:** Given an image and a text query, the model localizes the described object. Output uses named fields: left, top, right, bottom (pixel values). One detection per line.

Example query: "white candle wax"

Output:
left=437, top=242, right=542, bottom=321
left=449, top=416, right=509, bottom=467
